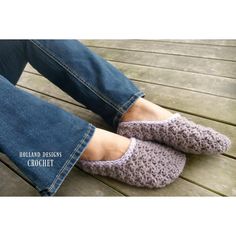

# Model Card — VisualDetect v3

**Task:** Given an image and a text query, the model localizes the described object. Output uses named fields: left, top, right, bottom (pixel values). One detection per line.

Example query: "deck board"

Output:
left=1, top=40, right=235, bottom=196
left=0, top=155, right=39, bottom=196
left=91, top=175, right=219, bottom=196
left=89, top=47, right=236, bottom=79
left=56, top=167, right=123, bottom=196
left=81, top=40, right=236, bottom=61
left=102, top=62, right=236, bottom=99
left=159, top=40, right=236, bottom=47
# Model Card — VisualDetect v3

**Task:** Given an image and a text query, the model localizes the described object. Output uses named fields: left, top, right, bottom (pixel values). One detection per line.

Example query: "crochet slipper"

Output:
left=78, top=138, right=186, bottom=188
left=117, top=114, right=231, bottom=155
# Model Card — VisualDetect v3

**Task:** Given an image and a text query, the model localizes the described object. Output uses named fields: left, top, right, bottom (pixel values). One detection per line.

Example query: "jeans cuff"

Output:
left=113, top=91, right=145, bottom=128
left=39, top=123, right=95, bottom=196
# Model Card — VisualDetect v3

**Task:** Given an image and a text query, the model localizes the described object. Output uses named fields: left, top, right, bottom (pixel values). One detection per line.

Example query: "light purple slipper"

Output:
left=78, top=138, right=186, bottom=188
left=117, top=114, right=231, bottom=155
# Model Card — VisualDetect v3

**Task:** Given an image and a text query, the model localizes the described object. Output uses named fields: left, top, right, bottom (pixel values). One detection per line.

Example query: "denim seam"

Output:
left=46, top=123, right=94, bottom=194
left=113, top=91, right=145, bottom=126
left=47, top=123, right=94, bottom=194
left=29, top=40, right=125, bottom=115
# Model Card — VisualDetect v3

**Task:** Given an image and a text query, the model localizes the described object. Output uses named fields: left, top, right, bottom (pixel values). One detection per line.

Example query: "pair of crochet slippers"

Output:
left=78, top=113, right=231, bottom=189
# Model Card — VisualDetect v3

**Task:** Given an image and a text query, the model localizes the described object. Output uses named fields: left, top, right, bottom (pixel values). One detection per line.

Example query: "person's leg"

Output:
left=0, top=74, right=184, bottom=192
left=24, top=40, right=145, bottom=128
left=121, top=97, right=173, bottom=122
left=0, top=40, right=133, bottom=162
left=0, top=74, right=96, bottom=195
left=0, top=41, right=135, bottom=193
left=0, top=40, right=186, bottom=192
left=0, top=39, right=169, bottom=131
left=1, top=40, right=228, bottom=157
left=24, top=39, right=224, bottom=154
left=0, top=40, right=174, bottom=126
left=81, top=128, right=130, bottom=161
left=0, top=40, right=28, bottom=84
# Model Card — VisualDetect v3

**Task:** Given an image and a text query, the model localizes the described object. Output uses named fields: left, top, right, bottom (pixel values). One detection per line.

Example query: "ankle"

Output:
left=104, top=136, right=131, bottom=161
left=81, top=128, right=130, bottom=161
left=121, top=98, right=173, bottom=122
left=121, top=99, right=140, bottom=121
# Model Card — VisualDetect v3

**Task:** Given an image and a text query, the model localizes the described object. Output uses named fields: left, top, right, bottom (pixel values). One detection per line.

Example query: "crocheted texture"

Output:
left=117, top=114, right=231, bottom=155
left=78, top=138, right=186, bottom=188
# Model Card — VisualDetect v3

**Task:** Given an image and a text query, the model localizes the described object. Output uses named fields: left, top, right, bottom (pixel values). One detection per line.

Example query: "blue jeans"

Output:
left=0, top=40, right=144, bottom=196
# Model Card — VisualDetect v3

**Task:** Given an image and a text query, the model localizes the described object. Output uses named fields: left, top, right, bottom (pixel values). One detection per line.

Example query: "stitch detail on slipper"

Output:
left=78, top=138, right=186, bottom=188
left=117, top=114, right=231, bottom=155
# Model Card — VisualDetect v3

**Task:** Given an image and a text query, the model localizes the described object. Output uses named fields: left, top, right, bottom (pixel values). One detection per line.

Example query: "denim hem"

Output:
left=113, top=91, right=145, bottom=128
left=39, top=123, right=95, bottom=196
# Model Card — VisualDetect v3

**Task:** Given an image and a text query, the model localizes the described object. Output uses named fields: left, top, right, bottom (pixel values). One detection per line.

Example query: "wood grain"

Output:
left=89, top=46, right=236, bottom=79
left=81, top=40, right=236, bottom=61
left=0, top=156, right=39, bottom=196
left=159, top=40, right=236, bottom=47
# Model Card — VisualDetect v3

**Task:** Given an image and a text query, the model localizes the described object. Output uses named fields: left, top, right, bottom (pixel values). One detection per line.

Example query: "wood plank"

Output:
left=111, top=62, right=236, bottom=99
left=18, top=87, right=236, bottom=196
left=182, top=153, right=236, bottom=196
left=160, top=40, right=236, bottom=47
left=0, top=151, right=122, bottom=196
left=0, top=156, right=39, bottom=196
left=88, top=175, right=218, bottom=196
left=89, top=46, right=236, bottom=79
left=19, top=71, right=236, bottom=126
left=56, top=167, right=123, bottom=196
left=25, top=62, right=236, bottom=99
left=135, top=80, right=236, bottom=125
left=81, top=40, right=236, bottom=61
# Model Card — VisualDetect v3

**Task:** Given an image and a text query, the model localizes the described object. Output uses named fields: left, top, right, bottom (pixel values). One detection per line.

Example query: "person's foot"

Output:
left=121, top=97, right=173, bottom=122
left=80, top=128, right=131, bottom=161
left=79, top=138, right=186, bottom=188
left=118, top=98, right=231, bottom=155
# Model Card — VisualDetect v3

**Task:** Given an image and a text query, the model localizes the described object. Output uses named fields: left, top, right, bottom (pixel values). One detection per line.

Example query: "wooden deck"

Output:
left=0, top=40, right=235, bottom=196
